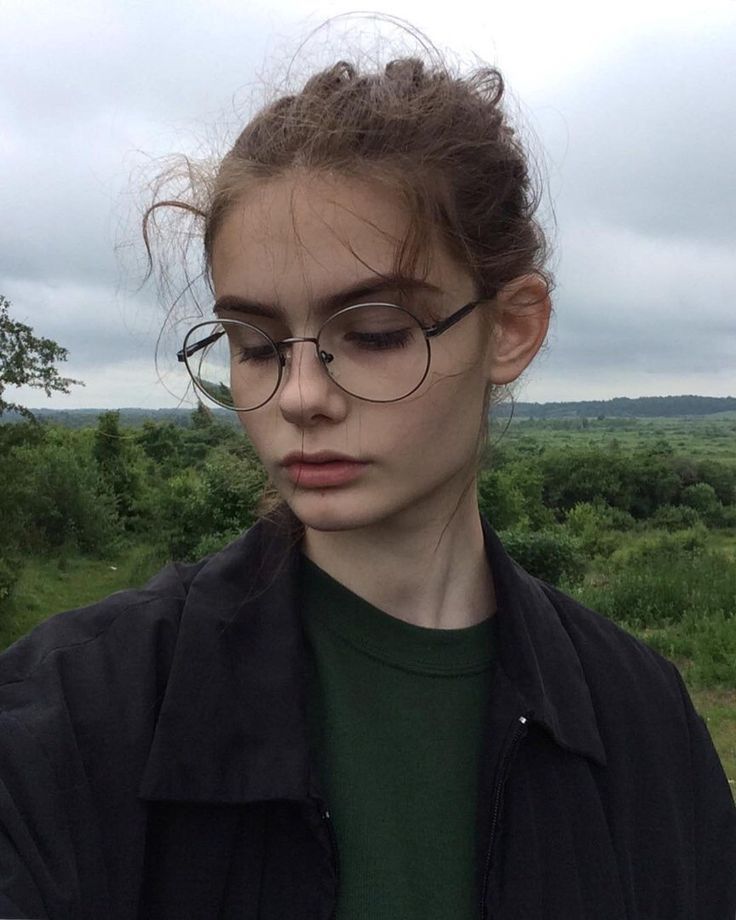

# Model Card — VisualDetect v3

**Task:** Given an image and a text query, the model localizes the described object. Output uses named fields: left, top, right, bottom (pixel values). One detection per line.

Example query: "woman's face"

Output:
left=210, top=172, right=496, bottom=534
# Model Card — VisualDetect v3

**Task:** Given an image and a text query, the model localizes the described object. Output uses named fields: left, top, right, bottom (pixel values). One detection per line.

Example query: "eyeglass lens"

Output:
left=184, top=304, right=431, bottom=410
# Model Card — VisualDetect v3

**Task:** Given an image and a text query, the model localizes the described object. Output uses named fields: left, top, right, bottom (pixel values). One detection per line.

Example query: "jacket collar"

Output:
left=138, top=511, right=606, bottom=804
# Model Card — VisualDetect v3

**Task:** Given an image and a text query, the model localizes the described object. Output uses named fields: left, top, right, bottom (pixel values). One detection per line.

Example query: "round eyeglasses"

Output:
left=176, top=299, right=484, bottom=411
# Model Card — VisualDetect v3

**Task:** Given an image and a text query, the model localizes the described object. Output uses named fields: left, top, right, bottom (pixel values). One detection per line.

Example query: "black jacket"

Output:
left=0, top=513, right=734, bottom=919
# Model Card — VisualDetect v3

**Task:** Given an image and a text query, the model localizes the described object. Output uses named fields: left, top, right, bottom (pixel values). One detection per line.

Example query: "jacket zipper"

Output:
left=480, top=714, right=530, bottom=920
left=320, top=804, right=341, bottom=920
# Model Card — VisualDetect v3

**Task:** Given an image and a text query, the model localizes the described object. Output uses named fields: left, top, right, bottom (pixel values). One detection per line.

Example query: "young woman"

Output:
left=0, top=48, right=734, bottom=920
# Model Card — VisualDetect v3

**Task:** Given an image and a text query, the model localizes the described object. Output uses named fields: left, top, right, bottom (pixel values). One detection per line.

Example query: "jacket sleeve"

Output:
left=0, top=710, right=78, bottom=920
left=0, top=834, right=37, bottom=918
left=0, top=713, right=71, bottom=920
left=669, top=665, right=736, bottom=918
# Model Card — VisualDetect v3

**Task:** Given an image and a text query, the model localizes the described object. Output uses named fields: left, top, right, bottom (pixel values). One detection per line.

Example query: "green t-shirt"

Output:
left=300, top=552, right=498, bottom=920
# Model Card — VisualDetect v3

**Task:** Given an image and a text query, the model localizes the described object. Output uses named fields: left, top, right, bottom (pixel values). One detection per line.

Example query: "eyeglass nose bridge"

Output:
left=277, top=336, right=335, bottom=366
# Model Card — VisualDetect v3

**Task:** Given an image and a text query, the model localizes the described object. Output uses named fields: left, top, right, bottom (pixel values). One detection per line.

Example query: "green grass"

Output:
left=691, top=689, right=736, bottom=799
left=497, top=415, right=736, bottom=464
left=0, top=544, right=167, bottom=650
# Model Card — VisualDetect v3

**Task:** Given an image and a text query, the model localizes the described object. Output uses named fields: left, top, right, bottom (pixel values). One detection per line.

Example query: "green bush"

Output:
left=499, top=527, right=586, bottom=587
left=681, top=482, right=721, bottom=516
left=711, top=504, right=736, bottom=529
left=694, top=459, right=736, bottom=506
left=609, top=526, right=710, bottom=569
left=478, top=463, right=554, bottom=531
left=0, top=554, right=21, bottom=610
left=540, top=449, right=630, bottom=515
left=191, top=530, right=244, bottom=559
left=649, top=504, right=702, bottom=531
left=562, top=501, right=631, bottom=557
left=639, top=609, right=736, bottom=688
left=4, top=434, right=122, bottom=557
left=570, top=535, right=734, bottom=628
left=478, top=469, right=526, bottom=530
left=151, top=446, right=266, bottom=561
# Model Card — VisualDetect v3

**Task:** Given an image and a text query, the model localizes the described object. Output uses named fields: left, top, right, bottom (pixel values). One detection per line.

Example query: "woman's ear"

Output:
left=484, top=273, right=551, bottom=385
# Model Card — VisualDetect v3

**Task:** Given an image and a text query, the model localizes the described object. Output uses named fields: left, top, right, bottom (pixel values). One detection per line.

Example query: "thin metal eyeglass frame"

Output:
left=176, top=299, right=485, bottom=410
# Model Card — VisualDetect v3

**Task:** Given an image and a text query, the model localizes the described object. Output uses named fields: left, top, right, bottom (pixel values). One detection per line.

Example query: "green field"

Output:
left=493, top=414, right=736, bottom=464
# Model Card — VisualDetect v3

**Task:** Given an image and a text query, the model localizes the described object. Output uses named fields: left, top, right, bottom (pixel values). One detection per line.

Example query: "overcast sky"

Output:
left=2, top=0, right=735, bottom=410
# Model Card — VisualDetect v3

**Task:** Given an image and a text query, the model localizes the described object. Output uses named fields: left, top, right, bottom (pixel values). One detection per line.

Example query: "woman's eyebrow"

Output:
left=213, top=275, right=443, bottom=319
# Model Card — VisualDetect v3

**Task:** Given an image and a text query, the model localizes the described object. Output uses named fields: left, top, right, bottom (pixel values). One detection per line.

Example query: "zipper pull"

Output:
left=480, top=713, right=531, bottom=920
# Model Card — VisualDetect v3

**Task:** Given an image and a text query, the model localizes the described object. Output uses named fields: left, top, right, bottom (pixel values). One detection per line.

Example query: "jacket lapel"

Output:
left=480, top=519, right=607, bottom=767
left=139, top=509, right=310, bottom=803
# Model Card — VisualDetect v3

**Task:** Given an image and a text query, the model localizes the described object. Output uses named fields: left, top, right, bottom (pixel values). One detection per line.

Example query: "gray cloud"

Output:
left=530, top=26, right=736, bottom=244
left=1, top=3, right=734, bottom=407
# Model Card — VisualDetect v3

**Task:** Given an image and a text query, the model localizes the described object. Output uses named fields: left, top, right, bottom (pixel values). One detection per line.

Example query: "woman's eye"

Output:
left=237, top=347, right=277, bottom=363
left=346, top=329, right=413, bottom=350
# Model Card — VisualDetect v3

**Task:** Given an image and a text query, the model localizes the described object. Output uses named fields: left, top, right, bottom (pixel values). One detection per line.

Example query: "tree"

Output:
left=93, top=411, right=140, bottom=521
left=0, top=294, right=83, bottom=419
left=191, top=400, right=214, bottom=429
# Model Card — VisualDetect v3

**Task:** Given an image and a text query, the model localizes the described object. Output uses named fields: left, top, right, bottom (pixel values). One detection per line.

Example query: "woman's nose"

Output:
left=277, top=340, right=346, bottom=420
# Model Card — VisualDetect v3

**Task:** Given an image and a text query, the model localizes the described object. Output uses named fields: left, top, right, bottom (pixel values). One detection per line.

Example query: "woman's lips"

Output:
left=283, top=460, right=369, bottom=488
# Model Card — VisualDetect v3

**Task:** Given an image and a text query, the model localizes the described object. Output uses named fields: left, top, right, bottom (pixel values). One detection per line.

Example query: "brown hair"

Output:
left=143, top=44, right=552, bottom=549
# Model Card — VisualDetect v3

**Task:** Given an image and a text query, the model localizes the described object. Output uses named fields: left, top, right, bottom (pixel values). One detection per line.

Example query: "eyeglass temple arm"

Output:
left=177, top=329, right=225, bottom=362
left=423, top=300, right=483, bottom=339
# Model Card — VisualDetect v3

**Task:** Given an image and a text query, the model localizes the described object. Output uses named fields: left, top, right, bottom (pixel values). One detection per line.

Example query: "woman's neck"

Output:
left=300, top=496, right=496, bottom=630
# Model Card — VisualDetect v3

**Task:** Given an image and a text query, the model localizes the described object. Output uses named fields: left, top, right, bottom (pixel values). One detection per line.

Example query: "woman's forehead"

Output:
left=210, top=172, right=465, bottom=299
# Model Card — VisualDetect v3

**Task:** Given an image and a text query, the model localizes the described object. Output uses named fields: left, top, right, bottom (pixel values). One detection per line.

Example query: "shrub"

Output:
left=478, top=469, right=526, bottom=530
left=609, top=526, right=710, bottom=569
left=539, top=449, right=630, bottom=515
left=694, top=459, right=736, bottom=506
left=5, top=436, right=122, bottom=557
left=571, top=536, right=734, bottom=628
left=499, top=527, right=586, bottom=587
left=152, top=447, right=267, bottom=561
left=191, top=530, right=243, bottom=559
left=681, top=482, right=721, bottom=516
left=649, top=504, right=702, bottom=531
left=0, top=553, right=21, bottom=611
left=478, top=463, right=554, bottom=531
left=563, top=501, right=622, bottom=558
left=637, top=609, right=736, bottom=688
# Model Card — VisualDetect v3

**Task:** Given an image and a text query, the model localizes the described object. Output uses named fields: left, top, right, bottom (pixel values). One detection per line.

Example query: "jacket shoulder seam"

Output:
left=0, top=591, right=184, bottom=692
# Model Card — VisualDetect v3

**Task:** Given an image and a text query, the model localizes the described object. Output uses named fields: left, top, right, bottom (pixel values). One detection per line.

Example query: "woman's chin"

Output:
left=283, top=490, right=389, bottom=534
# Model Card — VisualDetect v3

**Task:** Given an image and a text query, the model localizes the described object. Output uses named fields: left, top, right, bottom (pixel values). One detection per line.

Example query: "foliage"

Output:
left=478, top=462, right=555, bottom=531
left=496, top=394, right=736, bottom=419
left=562, top=501, right=631, bottom=557
left=93, top=411, right=144, bottom=522
left=0, top=294, right=83, bottom=419
left=569, top=529, right=732, bottom=630
left=499, top=527, right=586, bottom=587
left=681, top=482, right=722, bottom=523
left=9, top=431, right=121, bottom=556
left=150, top=446, right=267, bottom=561
left=641, top=610, right=736, bottom=689
left=648, top=504, right=702, bottom=531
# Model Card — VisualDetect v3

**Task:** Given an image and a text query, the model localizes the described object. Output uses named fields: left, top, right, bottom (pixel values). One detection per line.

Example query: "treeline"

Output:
left=1, top=407, right=241, bottom=430
left=4, top=394, right=735, bottom=429
left=497, top=394, right=736, bottom=419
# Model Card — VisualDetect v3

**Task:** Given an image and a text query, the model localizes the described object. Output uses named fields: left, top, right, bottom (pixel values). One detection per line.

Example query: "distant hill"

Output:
left=1, top=395, right=734, bottom=427
left=0, top=407, right=240, bottom=429
left=495, top=395, right=736, bottom=420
